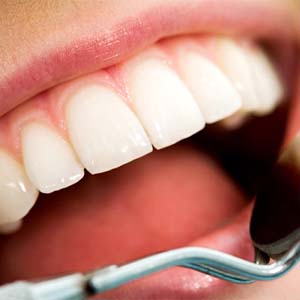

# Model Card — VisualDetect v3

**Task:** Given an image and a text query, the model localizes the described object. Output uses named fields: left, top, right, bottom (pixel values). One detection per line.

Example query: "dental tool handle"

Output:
left=250, top=133, right=300, bottom=258
left=0, top=273, right=87, bottom=300
left=0, top=281, right=35, bottom=300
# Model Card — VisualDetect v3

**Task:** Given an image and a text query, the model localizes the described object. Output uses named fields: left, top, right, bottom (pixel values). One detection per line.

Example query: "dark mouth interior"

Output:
left=0, top=38, right=297, bottom=287
left=195, top=104, right=289, bottom=196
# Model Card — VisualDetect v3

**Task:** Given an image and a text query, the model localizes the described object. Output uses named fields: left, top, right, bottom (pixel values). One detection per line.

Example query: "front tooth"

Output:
left=249, top=48, right=284, bottom=114
left=215, top=38, right=259, bottom=112
left=66, top=85, right=152, bottom=174
left=177, top=51, right=242, bottom=124
left=125, top=57, right=205, bottom=149
left=0, top=150, right=38, bottom=225
left=21, top=123, right=84, bottom=193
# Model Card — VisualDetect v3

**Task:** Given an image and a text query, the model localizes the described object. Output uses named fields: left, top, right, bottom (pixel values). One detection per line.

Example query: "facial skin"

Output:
left=0, top=1, right=299, bottom=299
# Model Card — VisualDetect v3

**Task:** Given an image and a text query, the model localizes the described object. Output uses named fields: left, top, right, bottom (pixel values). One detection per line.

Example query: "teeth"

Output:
left=0, top=150, right=38, bottom=224
left=215, top=38, right=283, bottom=115
left=66, top=85, right=152, bottom=174
left=177, top=51, right=242, bottom=124
left=248, top=48, right=284, bottom=114
left=215, top=38, right=260, bottom=112
left=21, top=123, right=84, bottom=193
left=0, top=220, right=22, bottom=234
left=126, top=57, right=205, bottom=149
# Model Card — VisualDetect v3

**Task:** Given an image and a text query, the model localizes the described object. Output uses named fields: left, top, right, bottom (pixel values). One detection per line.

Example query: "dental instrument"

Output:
left=0, top=242, right=300, bottom=300
left=0, top=133, right=299, bottom=300
left=1, top=240, right=300, bottom=300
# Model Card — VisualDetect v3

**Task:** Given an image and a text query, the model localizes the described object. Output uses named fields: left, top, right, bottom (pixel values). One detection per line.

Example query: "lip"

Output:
left=0, top=0, right=297, bottom=118
left=99, top=205, right=254, bottom=300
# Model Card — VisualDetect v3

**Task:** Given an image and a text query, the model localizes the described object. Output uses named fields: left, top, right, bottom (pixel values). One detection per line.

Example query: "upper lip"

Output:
left=0, top=0, right=297, bottom=118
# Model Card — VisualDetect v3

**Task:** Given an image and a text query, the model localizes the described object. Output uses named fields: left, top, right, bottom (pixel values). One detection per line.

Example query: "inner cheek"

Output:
left=285, top=69, right=300, bottom=144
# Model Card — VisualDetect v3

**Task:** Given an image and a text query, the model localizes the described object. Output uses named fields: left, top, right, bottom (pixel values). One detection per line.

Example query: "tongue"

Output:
left=0, top=142, right=247, bottom=283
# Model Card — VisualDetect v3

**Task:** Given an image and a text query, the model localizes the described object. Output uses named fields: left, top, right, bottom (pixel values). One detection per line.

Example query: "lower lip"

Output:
left=0, top=143, right=254, bottom=299
left=99, top=205, right=254, bottom=300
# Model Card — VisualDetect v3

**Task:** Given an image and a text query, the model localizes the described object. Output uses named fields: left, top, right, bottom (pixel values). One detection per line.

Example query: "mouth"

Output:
left=0, top=1, right=299, bottom=299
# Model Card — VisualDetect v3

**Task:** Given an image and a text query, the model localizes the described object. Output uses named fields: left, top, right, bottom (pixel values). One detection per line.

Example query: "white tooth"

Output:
left=126, top=58, right=205, bottom=149
left=215, top=38, right=260, bottom=112
left=66, top=86, right=152, bottom=174
left=21, top=123, right=84, bottom=193
left=177, top=51, right=242, bottom=124
left=248, top=48, right=284, bottom=114
left=0, top=150, right=38, bottom=225
left=0, top=220, right=22, bottom=234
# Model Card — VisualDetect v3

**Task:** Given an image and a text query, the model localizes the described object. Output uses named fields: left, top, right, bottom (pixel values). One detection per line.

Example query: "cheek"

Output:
left=284, top=68, right=300, bottom=145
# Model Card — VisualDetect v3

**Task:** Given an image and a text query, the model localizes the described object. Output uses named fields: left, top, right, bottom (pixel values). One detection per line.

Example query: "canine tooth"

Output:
left=215, top=38, right=259, bottom=112
left=0, top=150, right=38, bottom=224
left=249, top=48, right=284, bottom=114
left=126, top=57, right=205, bottom=149
left=66, top=86, right=152, bottom=174
left=177, top=51, right=242, bottom=123
left=0, top=220, right=22, bottom=234
left=21, top=123, right=84, bottom=193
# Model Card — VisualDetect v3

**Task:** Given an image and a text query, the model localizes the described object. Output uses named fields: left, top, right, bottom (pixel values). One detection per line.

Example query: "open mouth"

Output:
left=0, top=1, right=299, bottom=299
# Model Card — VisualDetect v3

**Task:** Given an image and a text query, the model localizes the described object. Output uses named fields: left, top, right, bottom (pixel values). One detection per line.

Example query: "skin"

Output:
left=0, top=0, right=299, bottom=299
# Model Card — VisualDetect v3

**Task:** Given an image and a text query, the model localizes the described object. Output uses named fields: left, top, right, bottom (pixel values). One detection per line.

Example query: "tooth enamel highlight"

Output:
left=21, top=123, right=84, bottom=193
left=126, top=58, right=205, bottom=149
left=0, top=150, right=38, bottom=224
left=66, top=86, right=152, bottom=174
left=215, top=38, right=260, bottom=112
left=249, top=48, right=284, bottom=114
left=177, top=51, right=242, bottom=123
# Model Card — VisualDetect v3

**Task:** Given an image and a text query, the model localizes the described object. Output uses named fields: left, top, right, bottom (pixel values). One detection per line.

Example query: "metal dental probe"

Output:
left=0, top=133, right=299, bottom=300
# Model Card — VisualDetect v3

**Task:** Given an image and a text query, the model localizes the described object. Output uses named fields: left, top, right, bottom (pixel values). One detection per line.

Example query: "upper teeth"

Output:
left=21, top=122, right=84, bottom=193
left=215, top=38, right=261, bottom=112
left=123, top=50, right=205, bottom=149
left=176, top=50, right=242, bottom=124
left=66, top=84, right=153, bottom=174
left=0, top=36, right=284, bottom=227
